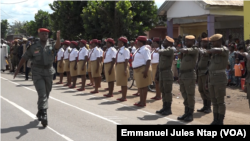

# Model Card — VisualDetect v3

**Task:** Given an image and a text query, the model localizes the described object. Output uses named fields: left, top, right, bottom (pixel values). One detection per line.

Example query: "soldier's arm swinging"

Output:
left=206, top=48, right=223, bottom=54
left=54, top=31, right=61, bottom=50
left=14, top=58, right=27, bottom=79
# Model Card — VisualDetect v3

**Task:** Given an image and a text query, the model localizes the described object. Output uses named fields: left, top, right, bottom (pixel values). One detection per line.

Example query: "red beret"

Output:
left=38, top=28, right=50, bottom=33
left=153, top=37, right=160, bottom=42
left=106, top=38, right=115, bottom=44
left=80, top=40, right=87, bottom=45
left=71, top=41, right=78, bottom=46
left=134, top=40, right=138, bottom=44
left=98, top=40, right=101, bottom=44
left=61, top=42, right=64, bottom=46
left=118, top=37, right=128, bottom=44
left=64, top=40, right=71, bottom=45
left=91, top=39, right=98, bottom=44
left=136, top=36, right=147, bottom=42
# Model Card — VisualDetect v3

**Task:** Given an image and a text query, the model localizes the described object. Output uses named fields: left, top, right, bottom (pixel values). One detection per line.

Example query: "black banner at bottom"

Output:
left=117, top=125, right=249, bottom=140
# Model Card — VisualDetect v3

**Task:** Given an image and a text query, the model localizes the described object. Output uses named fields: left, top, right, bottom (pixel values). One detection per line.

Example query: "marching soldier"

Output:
left=55, top=42, right=65, bottom=84
left=115, top=37, right=130, bottom=101
left=204, top=34, right=229, bottom=125
left=197, top=38, right=211, bottom=113
left=155, top=36, right=175, bottom=115
left=68, top=41, right=79, bottom=88
left=132, top=36, right=152, bottom=107
left=14, top=28, right=61, bottom=127
left=103, top=38, right=117, bottom=97
left=177, top=35, right=199, bottom=122
left=11, top=40, right=19, bottom=72
left=63, top=40, right=72, bottom=87
left=77, top=40, right=88, bottom=91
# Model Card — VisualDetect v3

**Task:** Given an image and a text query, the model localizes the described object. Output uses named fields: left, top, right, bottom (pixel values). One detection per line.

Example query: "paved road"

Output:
left=1, top=72, right=196, bottom=141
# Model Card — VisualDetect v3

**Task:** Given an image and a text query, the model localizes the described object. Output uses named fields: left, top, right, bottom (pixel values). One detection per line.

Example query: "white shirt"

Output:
left=98, top=48, right=103, bottom=57
left=78, top=46, right=88, bottom=60
left=104, top=47, right=117, bottom=63
left=132, top=45, right=151, bottom=68
left=69, top=48, right=78, bottom=61
left=63, top=46, right=72, bottom=59
left=57, top=48, right=64, bottom=61
left=89, top=47, right=100, bottom=61
left=151, top=47, right=159, bottom=64
left=131, top=46, right=136, bottom=54
left=116, top=46, right=130, bottom=63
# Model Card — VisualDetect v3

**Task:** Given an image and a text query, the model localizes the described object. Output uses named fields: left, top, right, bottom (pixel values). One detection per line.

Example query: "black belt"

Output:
left=180, top=69, right=193, bottom=73
left=32, top=64, right=52, bottom=69
left=133, top=65, right=145, bottom=69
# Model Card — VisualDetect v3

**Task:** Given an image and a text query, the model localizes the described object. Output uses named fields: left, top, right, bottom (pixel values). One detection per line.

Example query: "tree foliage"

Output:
left=7, top=21, right=26, bottom=35
left=1, top=19, right=9, bottom=38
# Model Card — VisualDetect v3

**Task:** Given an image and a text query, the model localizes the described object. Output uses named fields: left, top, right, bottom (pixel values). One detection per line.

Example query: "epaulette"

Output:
left=27, top=43, right=36, bottom=50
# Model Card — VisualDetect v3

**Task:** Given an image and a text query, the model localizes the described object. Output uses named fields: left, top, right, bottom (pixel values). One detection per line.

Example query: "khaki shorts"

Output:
left=57, top=60, right=65, bottom=73
left=151, top=63, right=158, bottom=82
left=70, top=61, right=77, bottom=77
left=77, top=60, right=87, bottom=75
left=64, top=59, right=70, bottom=72
left=104, top=62, right=116, bottom=82
left=133, top=65, right=152, bottom=88
left=115, top=63, right=130, bottom=86
left=91, top=60, right=101, bottom=78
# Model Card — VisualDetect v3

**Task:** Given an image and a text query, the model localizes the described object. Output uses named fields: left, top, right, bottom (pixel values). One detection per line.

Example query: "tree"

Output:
left=81, top=1, right=158, bottom=41
left=49, top=1, right=88, bottom=40
left=1, top=19, right=9, bottom=38
left=24, top=21, right=37, bottom=37
left=7, top=21, right=26, bottom=35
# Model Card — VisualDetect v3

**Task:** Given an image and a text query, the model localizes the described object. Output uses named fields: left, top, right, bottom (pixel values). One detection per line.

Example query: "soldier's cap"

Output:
left=134, top=40, right=138, bottom=44
left=153, top=37, right=160, bottom=42
left=185, top=35, right=195, bottom=40
left=98, top=40, right=101, bottom=44
left=165, top=36, right=174, bottom=43
left=118, top=37, right=128, bottom=44
left=201, top=38, right=210, bottom=41
left=91, top=39, right=98, bottom=44
left=136, top=36, right=147, bottom=42
left=80, top=39, right=87, bottom=45
left=64, top=40, right=71, bottom=46
left=22, top=38, right=27, bottom=41
left=106, top=38, right=115, bottom=44
left=71, top=41, right=78, bottom=46
left=38, top=28, right=50, bottom=33
left=209, top=34, right=223, bottom=42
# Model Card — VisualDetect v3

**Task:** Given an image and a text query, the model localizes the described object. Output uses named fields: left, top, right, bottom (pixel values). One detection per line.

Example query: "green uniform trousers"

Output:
left=33, top=74, right=53, bottom=110
left=179, top=79, right=196, bottom=109
left=11, top=56, right=19, bottom=70
left=159, top=80, right=173, bottom=102
left=246, top=83, right=250, bottom=108
left=208, top=84, right=226, bottom=115
left=198, top=75, right=210, bottom=100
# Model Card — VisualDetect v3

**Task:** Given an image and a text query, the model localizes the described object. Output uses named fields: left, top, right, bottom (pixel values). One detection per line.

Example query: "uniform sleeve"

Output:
left=75, top=51, right=79, bottom=58
left=112, top=49, right=117, bottom=59
left=22, top=46, right=33, bottom=60
left=220, top=47, right=229, bottom=56
left=124, top=49, right=130, bottom=60
left=143, top=49, right=151, bottom=61
left=159, top=48, right=173, bottom=56
left=85, top=49, right=89, bottom=57
left=187, top=47, right=198, bottom=55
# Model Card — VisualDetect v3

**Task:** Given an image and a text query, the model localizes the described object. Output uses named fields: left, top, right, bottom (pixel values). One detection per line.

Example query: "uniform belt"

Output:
left=104, top=62, right=112, bottom=64
left=32, top=64, right=52, bottom=69
left=133, top=65, right=145, bottom=69
left=116, top=62, right=125, bottom=64
left=209, top=69, right=225, bottom=74
left=180, top=69, right=193, bottom=73
left=70, top=60, right=76, bottom=62
left=90, top=60, right=97, bottom=62
left=79, top=59, right=85, bottom=61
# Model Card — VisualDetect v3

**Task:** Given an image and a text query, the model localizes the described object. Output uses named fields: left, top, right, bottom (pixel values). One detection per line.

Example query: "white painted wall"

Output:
left=167, top=1, right=210, bottom=19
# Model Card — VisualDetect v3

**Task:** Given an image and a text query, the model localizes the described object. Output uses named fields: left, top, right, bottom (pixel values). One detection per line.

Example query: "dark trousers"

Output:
left=53, top=62, right=57, bottom=80
left=25, top=61, right=31, bottom=79
left=235, top=76, right=241, bottom=86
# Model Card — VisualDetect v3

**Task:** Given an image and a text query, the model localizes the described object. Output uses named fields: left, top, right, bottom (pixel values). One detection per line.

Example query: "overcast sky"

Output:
left=0, top=0, right=165, bottom=25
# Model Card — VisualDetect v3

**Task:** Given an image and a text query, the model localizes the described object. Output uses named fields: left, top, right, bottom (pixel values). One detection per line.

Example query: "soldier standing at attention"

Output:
left=89, top=39, right=101, bottom=93
left=63, top=40, right=72, bottom=87
left=155, top=36, right=175, bottom=115
left=14, top=29, right=61, bottom=127
left=103, top=38, right=117, bottom=97
left=87, top=44, right=94, bottom=86
left=77, top=40, right=88, bottom=91
left=197, top=38, right=212, bottom=113
left=68, top=41, right=79, bottom=88
left=177, top=35, right=198, bottom=122
left=55, top=42, right=65, bottom=84
left=204, top=34, right=229, bottom=125
left=115, top=37, right=130, bottom=101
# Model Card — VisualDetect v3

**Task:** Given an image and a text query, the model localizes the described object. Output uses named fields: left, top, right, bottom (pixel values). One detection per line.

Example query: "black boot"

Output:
left=210, top=113, right=219, bottom=125
left=204, top=100, right=212, bottom=113
left=217, top=114, right=224, bottom=125
left=177, top=107, right=189, bottom=120
left=184, top=108, right=193, bottom=122
left=197, top=100, right=206, bottom=112
left=161, top=102, right=172, bottom=116
left=36, top=110, right=42, bottom=121
left=41, top=109, right=48, bottom=127
left=156, top=102, right=166, bottom=114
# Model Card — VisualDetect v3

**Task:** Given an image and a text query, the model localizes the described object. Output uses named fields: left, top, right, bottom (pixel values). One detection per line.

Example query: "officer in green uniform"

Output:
left=14, top=28, right=61, bottom=128
left=197, top=38, right=211, bottom=113
left=203, top=34, right=229, bottom=125
left=11, top=40, right=19, bottom=72
left=155, top=36, right=175, bottom=116
left=177, top=35, right=198, bottom=122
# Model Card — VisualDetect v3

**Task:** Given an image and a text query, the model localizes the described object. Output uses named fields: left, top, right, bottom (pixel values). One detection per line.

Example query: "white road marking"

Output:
left=1, top=76, right=189, bottom=125
left=0, top=96, right=74, bottom=141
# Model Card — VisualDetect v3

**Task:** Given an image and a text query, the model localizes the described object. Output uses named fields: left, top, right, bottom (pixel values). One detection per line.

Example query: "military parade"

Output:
left=1, top=0, right=250, bottom=141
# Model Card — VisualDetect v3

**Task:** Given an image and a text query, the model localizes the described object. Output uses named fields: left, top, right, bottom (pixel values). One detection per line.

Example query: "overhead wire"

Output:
left=1, top=0, right=29, bottom=4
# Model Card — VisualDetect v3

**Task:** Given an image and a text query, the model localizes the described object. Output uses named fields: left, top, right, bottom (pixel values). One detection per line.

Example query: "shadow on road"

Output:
left=116, top=106, right=138, bottom=111
left=73, top=93, right=93, bottom=96
left=62, top=91, right=78, bottom=93
left=16, top=85, right=34, bottom=87
left=87, top=97, right=108, bottom=100
left=193, top=112, right=208, bottom=119
left=1, top=120, right=40, bottom=139
left=137, top=115, right=163, bottom=120
left=164, top=121, right=186, bottom=125
left=99, top=100, right=121, bottom=105
left=126, top=95, right=138, bottom=99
